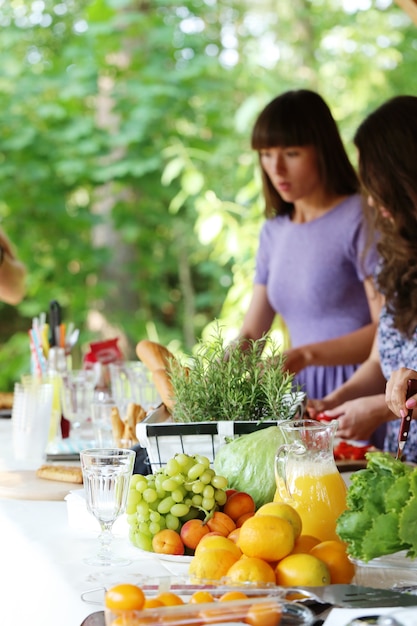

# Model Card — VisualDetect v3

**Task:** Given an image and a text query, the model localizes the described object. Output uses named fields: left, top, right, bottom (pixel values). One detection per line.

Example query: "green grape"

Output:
left=149, top=510, right=161, bottom=523
left=185, top=498, right=193, bottom=506
left=191, top=494, right=203, bottom=507
left=149, top=521, right=161, bottom=535
left=156, top=488, right=168, bottom=500
left=165, top=513, right=180, bottom=531
left=180, top=506, right=201, bottom=522
left=139, top=521, right=152, bottom=536
left=203, top=484, right=215, bottom=499
left=211, top=474, right=228, bottom=490
left=170, top=502, right=190, bottom=518
left=130, top=474, right=144, bottom=488
left=191, top=481, right=204, bottom=494
left=159, top=516, right=167, bottom=530
left=202, top=497, right=215, bottom=511
left=136, top=501, right=150, bottom=519
left=134, top=476, right=149, bottom=493
left=187, top=463, right=207, bottom=481
left=133, top=532, right=153, bottom=552
left=183, top=481, right=194, bottom=491
left=127, top=513, right=139, bottom=526
left=157, top=496, right=175, bottom=514
left=214, top=489, right=227, bottom=506
left=200, top=469, right=215, bottom=484
left=126, top=491, right=141, bottom=514
left=162, top=478, right=178, bottom=492
left=175, top=453, right=194, bottom=471
left=193, top=455, right=211, bottom=468
left=171, top=487, right=186, bottom=503
left=171, top=474, right=185, bottom=485
left=143, top=488, right=158, bottom=503
left=166, top=457, right=181, bottom=476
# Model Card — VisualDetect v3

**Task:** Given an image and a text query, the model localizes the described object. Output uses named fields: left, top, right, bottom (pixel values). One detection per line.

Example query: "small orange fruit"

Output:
left=245, top=600, right=283, bottom=626
left=238, top=515, right=294, bottom=561
left=189, top=548, right=240, bottom=583
left=227, top=528, right=241, bottom=544
left=189, top=590, right=215, bottom=604
left=310, top=540, right=355, bottom=584
left=255, top=502, right=302, bottom=540
left=275, top=553, right=331, bottom=587
left=291, top=534, right=321, bottom=554
left=142, top=597, right=164, bottom=609
left=219, top=590, right=248, bottom=602
left=154, top=591, right=184, bottom=606
left=206, top=511, right=236, bottom=536
left=105, top=584, right=145, bottom=611
left=226, top=556, right=276, bottom=585
left=195, top=534, right=242, bottom=559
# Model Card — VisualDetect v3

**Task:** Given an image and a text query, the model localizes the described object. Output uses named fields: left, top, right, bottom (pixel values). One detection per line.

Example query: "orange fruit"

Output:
left=189, top=590, right=215, bottom=604
left=227, top=528, right=241, bottom=544
left=195, top=534, right=242, bottom=559
left=105, top=584, right=145, bottom=611
left=255, top=502, right=302, bottom=540
left=310, top=540, right=355, bottom=584
left=238, top=515, right=294, bottom=561
left=188, top=548, right=240, bottom=583
left=245, top=600, right=283, bottom=626
left=225, top=556, right=276, bottom=585
left=142, top=597, right=164, bottom=609
left=275, top=553, right=331, bottom=587
left=219, top=590, right=248, bottom=602
left=154, top=591, right=184, bottom=606
left=291, top=534, right=321, bottom=554
left=236, top=512, right=255, bottom=527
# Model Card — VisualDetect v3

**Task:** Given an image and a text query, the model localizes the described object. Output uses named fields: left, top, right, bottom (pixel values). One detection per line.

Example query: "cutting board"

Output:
left=0, top=470, right=78, bottom=501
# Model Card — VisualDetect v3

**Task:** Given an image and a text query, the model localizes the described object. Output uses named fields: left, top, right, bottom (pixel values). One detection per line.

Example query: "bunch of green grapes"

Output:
left=126, top=453, right=228, bottom=552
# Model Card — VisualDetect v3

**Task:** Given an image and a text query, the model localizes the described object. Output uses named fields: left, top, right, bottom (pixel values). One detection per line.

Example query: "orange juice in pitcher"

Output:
left=274, top=419, right=346, bottom=542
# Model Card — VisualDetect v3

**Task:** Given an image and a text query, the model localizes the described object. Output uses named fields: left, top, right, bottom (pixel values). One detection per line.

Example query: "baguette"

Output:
left=136, top=340, right=176, bottom=372
left=152, top=368, right=175, bottom=411
left=0, top=391, right=14, bottom=410
left=36, top=464, right=83, bottom=484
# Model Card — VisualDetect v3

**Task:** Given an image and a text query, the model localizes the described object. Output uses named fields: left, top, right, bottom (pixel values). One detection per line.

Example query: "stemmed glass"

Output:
left=80, top=448, right=135, bottom=566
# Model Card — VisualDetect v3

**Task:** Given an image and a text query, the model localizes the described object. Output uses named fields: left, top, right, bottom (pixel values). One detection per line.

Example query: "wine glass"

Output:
left=80, top=448, right=136, bottom=566
left=60, top=369, right=96, bottom=441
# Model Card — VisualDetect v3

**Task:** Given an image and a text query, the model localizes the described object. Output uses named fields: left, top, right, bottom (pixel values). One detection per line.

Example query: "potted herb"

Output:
left=168, top=327, right=304, bottom=423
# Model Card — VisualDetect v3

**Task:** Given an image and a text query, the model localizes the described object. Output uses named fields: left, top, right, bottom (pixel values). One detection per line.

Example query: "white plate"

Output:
left=134, top=547, right=193, bottom=563
left=156, top=553, right=193, bottom=564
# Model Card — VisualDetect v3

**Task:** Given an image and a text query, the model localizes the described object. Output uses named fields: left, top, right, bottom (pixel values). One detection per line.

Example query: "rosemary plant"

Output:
left=168, top=328, right=304, bottom=423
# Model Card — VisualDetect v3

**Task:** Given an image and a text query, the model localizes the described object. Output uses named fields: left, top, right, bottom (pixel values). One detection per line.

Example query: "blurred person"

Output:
left=308, top=95, right=417, bottom=462
left=0, top=227, right=26, bottom=305
left=232, top=89, right=381, bottom=400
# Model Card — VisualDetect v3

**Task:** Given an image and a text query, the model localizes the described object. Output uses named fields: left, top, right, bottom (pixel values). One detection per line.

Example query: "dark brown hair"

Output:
left=251, top=90, right=359, bottom=218
left=354, top=95, right=417, bottom=337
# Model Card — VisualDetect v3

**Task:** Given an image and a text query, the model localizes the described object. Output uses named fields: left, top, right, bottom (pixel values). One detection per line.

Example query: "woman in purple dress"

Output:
left=234, top=90, right=381, bottom=400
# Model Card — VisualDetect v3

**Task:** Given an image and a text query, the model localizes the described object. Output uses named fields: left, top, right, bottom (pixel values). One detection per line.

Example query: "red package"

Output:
left=85, top=338, right=123, bottom=365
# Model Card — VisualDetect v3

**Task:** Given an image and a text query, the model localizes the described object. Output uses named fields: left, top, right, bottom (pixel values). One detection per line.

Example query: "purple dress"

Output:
left=254, top=195, right=379, bottom=399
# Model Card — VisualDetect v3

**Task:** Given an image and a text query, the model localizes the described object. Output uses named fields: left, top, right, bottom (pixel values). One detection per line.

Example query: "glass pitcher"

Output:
left=274, top=419, right=347, bottom=542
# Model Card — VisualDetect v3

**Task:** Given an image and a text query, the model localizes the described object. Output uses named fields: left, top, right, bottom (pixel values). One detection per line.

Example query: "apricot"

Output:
left=152, top=529, right=185, bottom=555
left=206, top=511, right=236, bottom=536
left=223, top=491, right=255, bottom=522
left=180, top=518, right=210, bottom=550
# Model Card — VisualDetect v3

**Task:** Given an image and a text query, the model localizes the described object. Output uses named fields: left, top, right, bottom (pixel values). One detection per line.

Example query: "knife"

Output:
left=396, top=379, right=417, bottom=460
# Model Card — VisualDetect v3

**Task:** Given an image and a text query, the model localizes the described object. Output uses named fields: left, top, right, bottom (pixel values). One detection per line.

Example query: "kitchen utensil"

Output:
left=286, top=584, right=417, bottom=608
left=396, top=380, right=417, bottom=460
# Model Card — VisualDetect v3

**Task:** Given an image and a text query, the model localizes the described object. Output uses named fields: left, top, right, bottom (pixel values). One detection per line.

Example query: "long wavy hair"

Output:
left=354, top=95, right=417, bottom=337
left=251, top=90, right=359, bottom=218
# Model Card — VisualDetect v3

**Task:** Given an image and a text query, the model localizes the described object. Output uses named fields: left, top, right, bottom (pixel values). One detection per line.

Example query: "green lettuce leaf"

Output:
left=360, top=512, right=407, bottom=561
left=399, top=493, right=417, bottom=558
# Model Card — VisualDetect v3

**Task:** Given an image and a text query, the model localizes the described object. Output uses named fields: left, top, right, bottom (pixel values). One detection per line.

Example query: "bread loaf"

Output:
left=36, top=464, right=83, bottom=484
left=136, top=340, right=176, bottom=372
left=152, top=368, right=175, bottom=411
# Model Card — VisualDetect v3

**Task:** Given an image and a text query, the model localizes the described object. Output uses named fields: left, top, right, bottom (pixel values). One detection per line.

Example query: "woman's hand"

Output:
left=309, top=395, right=391, bottom=441
left=385, top=367, right=417, bottom=418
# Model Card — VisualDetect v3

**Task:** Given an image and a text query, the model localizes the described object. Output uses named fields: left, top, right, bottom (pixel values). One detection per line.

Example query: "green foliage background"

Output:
left=0, top=0, right=416, bottom=389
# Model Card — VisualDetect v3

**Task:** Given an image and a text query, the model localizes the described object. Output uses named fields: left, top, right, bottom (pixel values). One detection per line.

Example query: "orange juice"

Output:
left=274, top=467, right=346, bottom=542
